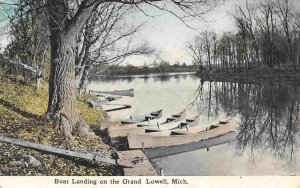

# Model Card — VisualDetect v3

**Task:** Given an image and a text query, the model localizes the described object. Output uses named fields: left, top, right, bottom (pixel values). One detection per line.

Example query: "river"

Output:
left=88, top=72, right=300, bottom=175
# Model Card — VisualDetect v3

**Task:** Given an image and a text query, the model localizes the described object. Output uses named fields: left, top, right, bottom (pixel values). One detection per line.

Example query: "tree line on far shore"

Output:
left=187, top=0, right=300, bottom=71
left=92, top=61, right=197, bottom=76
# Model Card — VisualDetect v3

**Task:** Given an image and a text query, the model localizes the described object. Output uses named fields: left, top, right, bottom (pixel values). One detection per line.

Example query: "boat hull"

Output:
left=121, top=109, right=162, bottom=124
left=145, top=121, right=185, bottom=133
left=137, top=108, right=186, bottom=127
left=144, top=114, right=200, bottom=133
left=89, top=89, right=134, bottom=97
left=144, top=132, right=236, bottom=159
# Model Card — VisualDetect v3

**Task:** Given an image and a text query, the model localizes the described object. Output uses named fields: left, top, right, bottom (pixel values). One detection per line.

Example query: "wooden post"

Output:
left=207, top=147, right=210, bottom=151
left=141, top=142, right=145, bottom=153
left=160, top=168, right=164, bottom=176
left=157, top=122, right=160, bottom=130
left=124, top=138, right=128, bottom=150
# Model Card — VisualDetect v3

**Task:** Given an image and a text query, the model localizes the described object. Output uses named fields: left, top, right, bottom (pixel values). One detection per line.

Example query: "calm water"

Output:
left=88, top=73, right=300, bottom=175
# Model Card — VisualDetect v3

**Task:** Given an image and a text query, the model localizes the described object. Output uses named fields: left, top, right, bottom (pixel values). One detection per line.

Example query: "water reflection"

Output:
left=90, top=75, right=135, bottom=83
left=193, top=81, right=300, bottom=160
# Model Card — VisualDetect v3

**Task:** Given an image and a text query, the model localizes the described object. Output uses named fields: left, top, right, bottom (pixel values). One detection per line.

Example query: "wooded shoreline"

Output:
left=90, top=64, right=197, bottom=77
left=196, top=66, right=300, bottom=83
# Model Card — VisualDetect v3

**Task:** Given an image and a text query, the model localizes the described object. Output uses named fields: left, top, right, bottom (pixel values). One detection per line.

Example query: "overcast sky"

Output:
left=124, top=0, right=238, bottom=66
left=2, top=0, right=299, bottom=65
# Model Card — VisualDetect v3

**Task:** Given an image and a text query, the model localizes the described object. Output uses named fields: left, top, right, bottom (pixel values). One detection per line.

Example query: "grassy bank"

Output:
left=0, top=70, right=118, bottom=176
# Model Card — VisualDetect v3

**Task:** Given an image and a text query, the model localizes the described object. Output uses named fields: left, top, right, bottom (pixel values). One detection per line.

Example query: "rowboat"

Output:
left=144, top=120, right=185, bottom=133
left=179, top=114, right=201, bottom=127
left=104, top=95, right=122, bottom=101
left=144, top=114, right=200, bottom=133
left=171, top=117, right=233, bottom=135
left=120, top=109, right=163, bottom=124
left=127, top=117, right=237, bottom=149
left=137, top=108, right=186, bottom=127
left=96, top=95, right=123, bottom=105
left=83, top=98, right=131, bottom=112
left=89, top=89, right=134, bottom=97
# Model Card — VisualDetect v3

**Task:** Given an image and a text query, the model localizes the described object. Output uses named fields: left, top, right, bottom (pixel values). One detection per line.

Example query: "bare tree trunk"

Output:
left=47, top=34, right=81, bottom=141
left=47, top=33, right=99, bottom=142
left=46, top=0, right=99, bottom=142
left=76, top=65, right=90, bottom=95
left=75, top=67, right=85, bottom=94
left=297, top=42, right=300, bottom=65
left=36, top=45, right=48, bottom=90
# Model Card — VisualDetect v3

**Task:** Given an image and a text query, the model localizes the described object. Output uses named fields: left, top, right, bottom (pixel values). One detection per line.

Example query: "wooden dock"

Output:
left=109, top=127, right=144, bottom=140
left=100, top=120, right=121, bottom=131
left=108, top=123, right=137, bottom=131
left=117, top=150, right=157, bottom=176
left=110, top=128, right=144, bottom=146
left=107, top=122, right=144, bottom=145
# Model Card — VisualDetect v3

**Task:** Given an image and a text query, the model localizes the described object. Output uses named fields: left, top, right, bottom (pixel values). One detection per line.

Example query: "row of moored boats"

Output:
left=115, top=108, right=237, bottom=150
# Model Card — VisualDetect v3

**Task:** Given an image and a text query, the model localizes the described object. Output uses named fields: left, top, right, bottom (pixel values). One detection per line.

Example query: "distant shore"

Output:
left=91, top=64, right=197, bottom=77
left=196, top=65, right=300, bottom=83
left=90, top=71, right=196, bottom=79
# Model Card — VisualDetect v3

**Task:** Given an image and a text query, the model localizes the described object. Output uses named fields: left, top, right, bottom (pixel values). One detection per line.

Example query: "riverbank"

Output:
left=196, top=65, right=300, bottom=83
left=0, top=71, right=118, bottom=175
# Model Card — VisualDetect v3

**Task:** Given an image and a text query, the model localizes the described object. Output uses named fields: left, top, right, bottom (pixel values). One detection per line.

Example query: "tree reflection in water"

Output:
left=193, top=81, right=300, bottom=160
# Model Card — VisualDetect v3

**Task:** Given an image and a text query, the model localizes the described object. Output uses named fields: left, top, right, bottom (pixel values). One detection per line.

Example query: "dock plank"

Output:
left=100, top=120, right=120, bottom=131
left=109, top=127, right=144, bottom=139
left=108, top=123, right=137, bottom=131
left=117, top=150, right=157, bottom=176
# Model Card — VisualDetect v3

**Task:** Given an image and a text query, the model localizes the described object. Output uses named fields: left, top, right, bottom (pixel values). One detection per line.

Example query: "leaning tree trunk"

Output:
left=46, top=0, right=99, bottom=142
left=36, top=45, right=48, bottom=90
left=76, top=65, right=91, bottom=95
left=75, top=46, right=91, bottom=95
left=75, top=67, right=85, bottom=95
